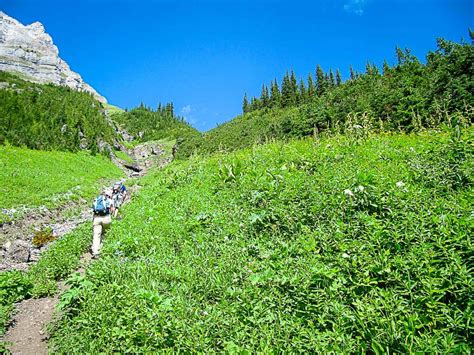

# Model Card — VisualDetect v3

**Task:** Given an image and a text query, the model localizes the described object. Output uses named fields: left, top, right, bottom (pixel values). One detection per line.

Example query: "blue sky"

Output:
left=2, top=0, right=473, bottom=131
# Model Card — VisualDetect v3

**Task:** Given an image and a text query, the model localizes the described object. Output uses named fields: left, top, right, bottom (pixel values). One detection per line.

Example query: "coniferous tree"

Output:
left=349, top=65, right=356, bottom=80
left=382, top=60, right=390, bottom=75
left=243, top=93, right=249, bottom=113
left=281, top=72, right=292, bottom=107
left=270, top=80, right=281, bottom=108
left=316, top=65, right=327, bottom=95
left=329, top=69, right=335, bottom=87
left=290, top=70, right=298, bottom=105
left=336, top=69, right=342, bottom=86
left=299, top=78, right=307, bottom=104
left=307, top=73, right=315, bottom=98
left=260, top=85, right=270, bottom=108
left=250, top=97, right=261, bottom=111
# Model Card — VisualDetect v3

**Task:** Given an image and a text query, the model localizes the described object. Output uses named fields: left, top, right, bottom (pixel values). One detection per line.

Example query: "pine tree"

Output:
left=299, top=78, right=307, bottom=104
left=307, top=73, right=315, bottom=98
left=290, top=70, right=298, bottom=105
left=250, top=97, right=261, bottom=111
left=260, top=84, right=270, bottom=108
left=349, top=65, right=356, bottom=80
left=336, top=69, right=342, bottom=86
left=382, top=60, right=390, bottom=75
left=329, top=69, right=335, bottom=87
left=366, top=62, right=373, bottom=75
left=270, top=79, right=281, bottom=108
left=316, top=65, right=327, bottom=95
left=281, top=72, right=292, bottom=107
left=396, top=46, right=404, bottom=65
left=243, top=93, right=249, bottom=114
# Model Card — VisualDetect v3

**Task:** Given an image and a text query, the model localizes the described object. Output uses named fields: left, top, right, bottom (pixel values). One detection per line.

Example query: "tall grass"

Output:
left=0, top=145, right=124, bottom=223
left=50, top=128, right=473, bottom=352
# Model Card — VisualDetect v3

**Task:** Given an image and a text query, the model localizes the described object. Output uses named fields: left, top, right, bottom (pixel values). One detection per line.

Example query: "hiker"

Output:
left=112, top=181, right=127, bottom=218
left=92, top=189, right=114, bottom=258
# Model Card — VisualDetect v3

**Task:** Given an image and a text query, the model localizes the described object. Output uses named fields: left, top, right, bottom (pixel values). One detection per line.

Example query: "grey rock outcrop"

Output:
left=0, top=11, right=107, bottom=102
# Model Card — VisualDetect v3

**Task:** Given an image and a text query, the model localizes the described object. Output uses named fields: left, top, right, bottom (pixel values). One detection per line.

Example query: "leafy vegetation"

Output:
left=49, top=127, right=473, bottom=352
left=0, top=145, right=123, bottom=224
left=178, top=38, right=473, bottom=157
left=0, top=71, right=117, bottom=153
left=32, top=228, right=56, bottom=248
left=0, top=271, right=32, bottom=336
left=111, top=104, right=200, bottom=144
left=0, top=223, right=92, bottom=338
left=113, top=149, right=134, bottom=164
left=28, top=224, right=93, bottom=297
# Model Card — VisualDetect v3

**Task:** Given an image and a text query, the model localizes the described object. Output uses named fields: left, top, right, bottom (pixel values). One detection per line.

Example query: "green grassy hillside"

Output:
left=0, top=145, right=124, bottom=224
left=178, top=38, right=473, bottom=158
left=0, top=72, right=118, bottom=152
left=111, top=105, right=200, bottom=144
left=50, top=128, right=472, bottom=352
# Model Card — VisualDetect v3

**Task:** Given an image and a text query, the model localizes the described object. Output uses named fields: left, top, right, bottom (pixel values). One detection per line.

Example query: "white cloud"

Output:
left=180, top=105, right=192, bottom=116
left=343, top=0, right=368, bottom=15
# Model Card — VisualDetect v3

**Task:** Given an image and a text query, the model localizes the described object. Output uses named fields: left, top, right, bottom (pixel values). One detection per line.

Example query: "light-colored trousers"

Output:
left=92, top=215, right=111, bottom=255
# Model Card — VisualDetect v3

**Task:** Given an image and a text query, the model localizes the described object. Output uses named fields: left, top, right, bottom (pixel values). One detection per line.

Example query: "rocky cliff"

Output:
left=0, top=11, right=106, bottom=102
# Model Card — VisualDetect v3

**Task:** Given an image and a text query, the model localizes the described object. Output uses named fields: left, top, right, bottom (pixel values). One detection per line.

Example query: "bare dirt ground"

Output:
left=3, top=253, right=92, bottom=355
left=1, top=143, right=171, bottom=354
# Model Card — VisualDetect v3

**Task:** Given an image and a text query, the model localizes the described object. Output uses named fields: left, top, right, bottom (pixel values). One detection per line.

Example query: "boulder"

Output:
left=29, top=247, right=41, bottom=262
left=8, top=239, right=30, bottom=262
left=151, top=144, right=164, bottom=156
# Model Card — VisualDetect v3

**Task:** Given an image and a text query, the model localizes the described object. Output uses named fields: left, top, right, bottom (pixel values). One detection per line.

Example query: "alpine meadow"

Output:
left=0, top=3, right=473, bottom=354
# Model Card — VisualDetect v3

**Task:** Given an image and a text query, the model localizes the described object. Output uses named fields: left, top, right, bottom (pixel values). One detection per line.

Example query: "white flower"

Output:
left=344, top=189, right=354, bottom=197
left=342, top=253, right=350, bottom=258
left=355, top=185, right=364, bottom=192
left=396, top=181, right=405, bottom=188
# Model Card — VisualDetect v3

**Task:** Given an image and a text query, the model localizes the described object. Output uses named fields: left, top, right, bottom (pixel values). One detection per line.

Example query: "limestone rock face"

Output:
left=0, top=11, right=107, bottom=102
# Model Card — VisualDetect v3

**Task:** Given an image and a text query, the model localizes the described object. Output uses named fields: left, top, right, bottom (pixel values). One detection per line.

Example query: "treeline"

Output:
left=243, top=38, right=473, bottom=123
left=112, top=103, right=200, bottom=143
left=243, top=65, right=343, bottom=113
left=0, top=72, right=117, bottom=153
left=177, top=37, right=473, bottom=158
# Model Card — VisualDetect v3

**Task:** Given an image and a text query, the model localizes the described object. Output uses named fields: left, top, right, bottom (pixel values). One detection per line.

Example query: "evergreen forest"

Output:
left=178, top=38, right=473, bottom=157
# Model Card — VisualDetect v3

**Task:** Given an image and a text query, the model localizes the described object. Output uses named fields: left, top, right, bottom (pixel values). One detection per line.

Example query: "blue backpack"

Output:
left=93, top=195, right=108, bottom=215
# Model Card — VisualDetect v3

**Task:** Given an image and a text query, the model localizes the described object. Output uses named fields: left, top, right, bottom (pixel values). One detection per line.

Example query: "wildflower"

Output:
left=355, top=185, right=364, bottom=192
left=344, top=189, right=354, bottom=197
left=342, top=253, right=350, bottom=258
left=396, top=181, right=405, bottom=188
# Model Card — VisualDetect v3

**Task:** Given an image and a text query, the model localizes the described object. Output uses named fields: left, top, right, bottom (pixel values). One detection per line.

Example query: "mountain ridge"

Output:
left=0, top=11, right=106, bottom=103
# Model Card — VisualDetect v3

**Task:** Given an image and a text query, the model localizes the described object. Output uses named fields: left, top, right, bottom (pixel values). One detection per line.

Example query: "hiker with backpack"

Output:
left=112, top=181, right=127, bottom=218
left=92, top=189, right=114, bottom=258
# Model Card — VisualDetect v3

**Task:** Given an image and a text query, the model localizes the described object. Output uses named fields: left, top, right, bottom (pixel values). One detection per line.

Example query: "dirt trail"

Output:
left=1, top=182, right=145, bottom=354
left=1, top=141, right=172, bottom=354
left=3, top=253, right=92, bottom=354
